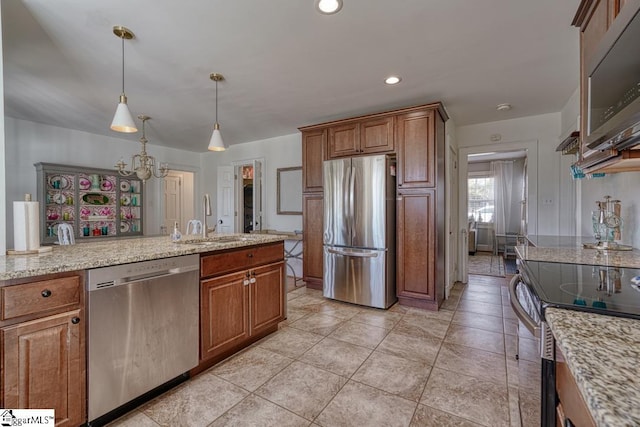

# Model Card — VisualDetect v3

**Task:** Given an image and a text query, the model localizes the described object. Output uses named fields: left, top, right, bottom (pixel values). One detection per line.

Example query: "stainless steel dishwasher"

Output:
left=87, top=254, right=199, bottom=425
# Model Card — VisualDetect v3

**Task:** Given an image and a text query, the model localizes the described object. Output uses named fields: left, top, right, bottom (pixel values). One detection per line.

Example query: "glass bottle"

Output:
left=170, top=221, right=182, bottom=242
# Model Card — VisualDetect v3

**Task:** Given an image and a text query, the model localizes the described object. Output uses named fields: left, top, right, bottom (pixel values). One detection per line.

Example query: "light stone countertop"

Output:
left=0, top=234, right=287, bottom=281
left=545, top=308, right=640, bottom=427
left=516, top=245, right=640, bottom=268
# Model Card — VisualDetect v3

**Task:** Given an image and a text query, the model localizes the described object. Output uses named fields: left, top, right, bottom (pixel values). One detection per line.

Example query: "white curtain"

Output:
left=491, top=161, right=514, bottom=235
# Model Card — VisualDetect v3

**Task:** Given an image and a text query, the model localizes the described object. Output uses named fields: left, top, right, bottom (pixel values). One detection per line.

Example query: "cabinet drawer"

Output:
left=201, top=243, right=284, bottom=278
left=1, top=276, right=81, bottom=321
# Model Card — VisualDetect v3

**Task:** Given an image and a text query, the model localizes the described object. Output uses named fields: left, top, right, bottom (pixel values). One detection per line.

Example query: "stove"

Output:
left=510, top=259, right=640, bottom=427
left=520, top=260, right=640, bottom=320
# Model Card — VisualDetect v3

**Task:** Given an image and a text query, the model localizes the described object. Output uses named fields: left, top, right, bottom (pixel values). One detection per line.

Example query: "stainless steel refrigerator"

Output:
left=323, top=154, right=396, bottom=309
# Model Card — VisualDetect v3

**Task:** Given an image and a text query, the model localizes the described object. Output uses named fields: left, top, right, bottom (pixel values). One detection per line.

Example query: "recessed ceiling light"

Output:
left=384, top=76, right=401, bottom=85
left=496, top=103, right=512, bottom=111
left=315, top=0, right=343, bottom=14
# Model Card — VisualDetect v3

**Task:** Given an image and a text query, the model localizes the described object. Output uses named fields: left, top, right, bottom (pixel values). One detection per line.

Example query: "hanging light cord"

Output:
left=121, top=35, right=125, bottom=95
left=215, top=79, right=219, bottom=125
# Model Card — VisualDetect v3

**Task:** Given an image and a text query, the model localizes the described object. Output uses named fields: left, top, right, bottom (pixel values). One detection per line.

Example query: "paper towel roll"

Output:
left=14, top=199, right=40, bottom=251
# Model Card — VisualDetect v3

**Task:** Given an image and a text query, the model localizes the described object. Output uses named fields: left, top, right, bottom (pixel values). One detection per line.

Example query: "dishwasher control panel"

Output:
left=87, top=254, right=199, bottom=291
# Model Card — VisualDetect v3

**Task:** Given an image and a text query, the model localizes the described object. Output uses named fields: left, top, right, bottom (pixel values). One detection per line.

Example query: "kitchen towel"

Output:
left=13, top=195, right=40, bottom=251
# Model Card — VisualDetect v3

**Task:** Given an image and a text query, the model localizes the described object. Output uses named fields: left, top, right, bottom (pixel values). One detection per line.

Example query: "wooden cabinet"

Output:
left=396, top=190, right=439, bottom=309
left=556, top=348, right=597, bottom=427
left=360, top=116, right=395, bottom=154
left=299, top=103, right=448, bottom=308
left=249, top=262, right=286, bottom=336
left=328, top=123, right=360, bottom=158
left=397, top=109, right=436, bottom=189
left=302, top=129, right=326, bottom=193
left=303, top=194, right=324, bottom=290
left=573, top=0, right=629, bottom=169
left=0, top=272, right=86, bottom=427
left=198, top=242, right=285, bottom=369
left=396, top=105, right=447, bottom=310
left=35, top=162, right=143, bottom=244
left=326, top=117, right=395, bottom=159
left=201, top=270, right=250, bottom=360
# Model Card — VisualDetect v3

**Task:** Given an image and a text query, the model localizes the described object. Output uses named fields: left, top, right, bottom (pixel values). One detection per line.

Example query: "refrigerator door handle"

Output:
left=327, top=248, right=379, bottom=258
left=349, top=165, right=356, bottom=241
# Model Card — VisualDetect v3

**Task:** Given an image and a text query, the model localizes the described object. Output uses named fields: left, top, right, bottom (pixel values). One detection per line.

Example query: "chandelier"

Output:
left=115, top=115, right=169, bottom=183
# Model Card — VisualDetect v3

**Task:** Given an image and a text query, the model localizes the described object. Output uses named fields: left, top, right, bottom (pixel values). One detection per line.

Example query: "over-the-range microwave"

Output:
left=586, top=0, right=640, bottom=153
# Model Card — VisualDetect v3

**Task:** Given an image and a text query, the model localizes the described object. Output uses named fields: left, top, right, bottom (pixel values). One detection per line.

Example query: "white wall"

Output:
left=457, top=112, right=576, bottom=237
left=201, top=133, right=303, bottom=278
left=559, top=87, right=640, bottom=248
left=0, top=8, right=5, bottom=254
left=201, top=133, right=303, bottom=233
left=4, top=117, right=201, bottom=247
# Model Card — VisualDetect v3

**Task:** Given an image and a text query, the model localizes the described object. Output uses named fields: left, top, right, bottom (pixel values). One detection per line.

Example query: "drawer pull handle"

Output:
left=41, top=289, right=52, bottom=298
left=71, top=317, right=81, bottom=324
left=247, top=253, right=254, bottom=258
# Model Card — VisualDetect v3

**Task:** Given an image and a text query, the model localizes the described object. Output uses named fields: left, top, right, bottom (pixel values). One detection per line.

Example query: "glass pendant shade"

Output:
left=111, top=95, right=137, bottom=133
left=208, top=123, right=225, bottom=151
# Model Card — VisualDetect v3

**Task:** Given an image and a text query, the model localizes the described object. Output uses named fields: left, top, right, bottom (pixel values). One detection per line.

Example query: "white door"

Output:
left=163, top=174, right=182, bottom=234
left=216, top=166, right=235, bottom=233
left=252, top=160, right=263, bottom=231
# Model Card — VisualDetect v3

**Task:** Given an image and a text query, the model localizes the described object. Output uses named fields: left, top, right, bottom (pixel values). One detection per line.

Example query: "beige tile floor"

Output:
left=108, top=275, right=541, bottom=427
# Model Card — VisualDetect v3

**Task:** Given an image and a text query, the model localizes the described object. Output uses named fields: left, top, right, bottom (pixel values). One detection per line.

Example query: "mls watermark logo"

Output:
left=1, top=409, right=55, bottom=426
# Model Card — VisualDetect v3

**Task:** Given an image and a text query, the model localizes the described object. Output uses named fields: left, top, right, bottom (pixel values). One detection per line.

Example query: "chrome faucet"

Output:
left=202, top=194, right=212, bottom=238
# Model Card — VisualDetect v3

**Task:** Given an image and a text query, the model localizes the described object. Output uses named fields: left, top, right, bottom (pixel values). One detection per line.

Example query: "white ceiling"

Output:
left=2, top=0, right=581, bottom=152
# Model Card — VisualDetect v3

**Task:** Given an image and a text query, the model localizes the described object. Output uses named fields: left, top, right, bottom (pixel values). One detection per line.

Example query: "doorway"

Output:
left=458, top=140, right=538, bottom=282
left=216, top=159, right=264, bottom=233
left=162, top=170, right=195, bottom=234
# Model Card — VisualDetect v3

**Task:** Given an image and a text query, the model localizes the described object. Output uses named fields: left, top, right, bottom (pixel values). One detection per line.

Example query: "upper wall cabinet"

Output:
left=396, top=109, right=436, bottom=189
left=573, top=0, right=630, bottom=165
left=327, top=116, right=395, bottom=159
left=328, top=123, right=360, bottom=158
left=301, top=129, right=326, bottom=193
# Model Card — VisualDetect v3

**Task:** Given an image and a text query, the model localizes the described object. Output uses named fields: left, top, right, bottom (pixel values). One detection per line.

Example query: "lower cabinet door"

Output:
left=397, top=190, right=436, bottom=302
left=200, top=271, right=250, bottom=361
left=250, top=262, right=285, bottom=336
left=303, top=194, right=324, bottom=289
left=1, top=309, right=85, bottom=427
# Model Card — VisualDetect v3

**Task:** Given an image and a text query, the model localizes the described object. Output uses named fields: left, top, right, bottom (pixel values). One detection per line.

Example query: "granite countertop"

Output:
left=516, top=236, right=640, bottom=268
left=0, top=234, right=287, bottom=281
left=525, top=235, right=595, bottom=248
left=545, top=308, right=640, bottom=427
left=516, top=245, right=640, bottom=268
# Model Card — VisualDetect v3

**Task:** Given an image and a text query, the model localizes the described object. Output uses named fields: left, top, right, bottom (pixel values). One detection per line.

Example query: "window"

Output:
left=468, top=175, right=494, bottom=223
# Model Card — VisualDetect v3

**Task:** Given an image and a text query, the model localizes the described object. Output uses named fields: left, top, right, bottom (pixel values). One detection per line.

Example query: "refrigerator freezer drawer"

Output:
left=323, top=246, right=396, bottom=309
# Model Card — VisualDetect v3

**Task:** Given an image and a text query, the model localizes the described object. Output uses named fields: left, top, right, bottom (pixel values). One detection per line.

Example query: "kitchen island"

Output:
left=0, top=234, right=287, bottom=427
left=0, top=233, right=287, bottom=280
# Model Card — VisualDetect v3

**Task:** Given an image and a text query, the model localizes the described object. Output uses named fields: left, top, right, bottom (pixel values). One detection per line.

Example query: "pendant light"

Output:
left=208, top=73, right=227, bottom=151
left=110, top=26, right=137, bottom=133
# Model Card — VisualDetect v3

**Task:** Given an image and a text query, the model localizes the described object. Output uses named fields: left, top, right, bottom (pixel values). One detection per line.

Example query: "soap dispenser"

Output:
left=170, top=221, right=182, bottom=242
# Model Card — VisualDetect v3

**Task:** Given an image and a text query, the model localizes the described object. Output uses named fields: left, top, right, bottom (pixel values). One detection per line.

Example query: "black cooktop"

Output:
left=521, top=260, right=640, bottom=320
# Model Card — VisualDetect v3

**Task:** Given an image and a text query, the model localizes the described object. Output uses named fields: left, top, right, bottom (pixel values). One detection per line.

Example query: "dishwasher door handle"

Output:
left=508, top=274, right=541, bottom=338
left=119, top=265, right=200, bottom=286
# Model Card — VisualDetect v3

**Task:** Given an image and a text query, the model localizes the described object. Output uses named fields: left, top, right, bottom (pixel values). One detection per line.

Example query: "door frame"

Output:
left=458, top=140, right=538, bottom=282
left=155, top=164, right=199, bottom=236
left=231, top=157, right=265, bottom=233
